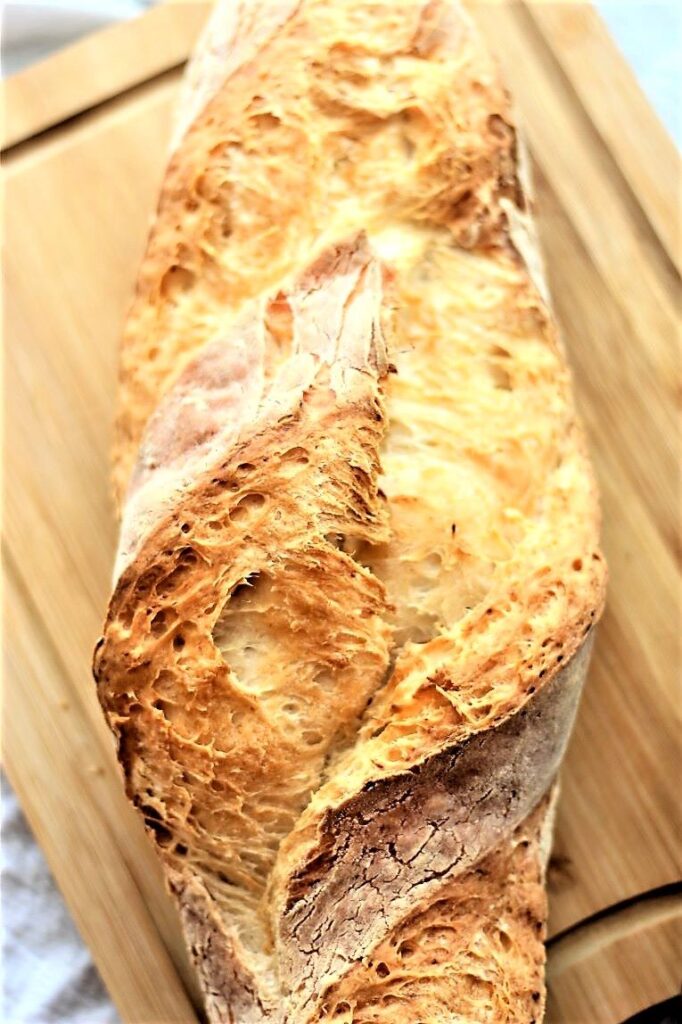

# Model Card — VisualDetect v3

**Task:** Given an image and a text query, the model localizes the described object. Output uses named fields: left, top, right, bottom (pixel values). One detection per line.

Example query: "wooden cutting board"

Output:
left=3, top=3, right=680, bottom=1022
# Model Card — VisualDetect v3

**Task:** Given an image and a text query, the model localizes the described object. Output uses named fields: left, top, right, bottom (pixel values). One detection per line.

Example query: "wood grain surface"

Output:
left=546, top=888, right=682, bottom=1023
left=0, top=1, right=207, bottom=151
left=3, top=3, right=680, bottom=1022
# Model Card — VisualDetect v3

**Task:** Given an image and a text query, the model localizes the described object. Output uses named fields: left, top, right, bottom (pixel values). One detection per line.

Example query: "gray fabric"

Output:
left=1, top=775, right=119, bottom=1023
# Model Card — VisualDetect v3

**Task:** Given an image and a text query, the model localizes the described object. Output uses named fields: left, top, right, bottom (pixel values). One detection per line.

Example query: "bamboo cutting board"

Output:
left=3, top=3, right=680, bottom=1022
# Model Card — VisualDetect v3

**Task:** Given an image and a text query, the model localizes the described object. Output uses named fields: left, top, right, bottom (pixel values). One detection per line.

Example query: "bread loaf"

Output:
left=94, top=2, right=607, bottom=1021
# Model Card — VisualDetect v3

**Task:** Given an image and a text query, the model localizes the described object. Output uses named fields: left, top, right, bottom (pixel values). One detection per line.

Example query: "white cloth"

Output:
left=0, top=3, right=678, bottom=1023
left=1, top=776, right=119, bottom=1023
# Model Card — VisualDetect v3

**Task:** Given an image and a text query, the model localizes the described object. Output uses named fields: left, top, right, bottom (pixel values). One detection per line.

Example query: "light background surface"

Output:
left=1, top=3, right=679, bottom=1022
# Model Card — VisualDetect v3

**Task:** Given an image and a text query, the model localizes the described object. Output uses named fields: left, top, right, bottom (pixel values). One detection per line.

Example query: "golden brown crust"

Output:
left=96, top=1, right=607, bottom=1021
left=111, top=0, right=520, bottom=506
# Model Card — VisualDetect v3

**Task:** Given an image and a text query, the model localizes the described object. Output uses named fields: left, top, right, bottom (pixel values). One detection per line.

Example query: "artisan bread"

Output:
left=94, top=1, right=607, bottom=1021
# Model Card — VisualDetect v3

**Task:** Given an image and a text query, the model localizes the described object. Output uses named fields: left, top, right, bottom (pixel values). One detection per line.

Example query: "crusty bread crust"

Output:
left=275, top=638, right=593, bottom=1018
left=315, top=794, right=556, bottom=1024
left=96, top=2, right=606, bottom=1021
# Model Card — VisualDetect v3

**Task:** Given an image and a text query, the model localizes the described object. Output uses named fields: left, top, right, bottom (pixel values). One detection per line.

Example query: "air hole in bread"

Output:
left=313, top=671, right=335, bottom=691
left=195, top=159, right=230, bottom=203
left=488, top=362, right=512, bottom=391
left=279, top=446, right=310, bottom=477
left=227, top=572, right=261, bottom=603
left=467, top=975, right=494, bottom=997
left=160, top=264, right=195, bottom=300
left=153, top=670, right=177, bottom=697
left=248, top=112, right=282, bottom=132
left=341, top=535, right=367, bottom=560
left=214, top=212, right=232, bottom=241
left=156, top=564, right=191, bottom=597
left=281, top=446, right=309, bottom=464
left=229, top=492, right=266, bottom=524
left=487, top=112, right=514, bottom=141
left=150, top=609, right=169, bottom=636
left=140, top=806, right=172, bottom=846
left=150, top=698, right=179, bottom=726
left=212, top=573, right=272, bottom=696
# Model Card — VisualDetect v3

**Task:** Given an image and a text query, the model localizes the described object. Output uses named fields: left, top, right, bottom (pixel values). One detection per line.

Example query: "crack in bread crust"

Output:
left=316, top=795, right=554, bottom=1024
left=275, top=638, right=592, bottom=1017
left=95, top=1, right=607, bottom=1021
